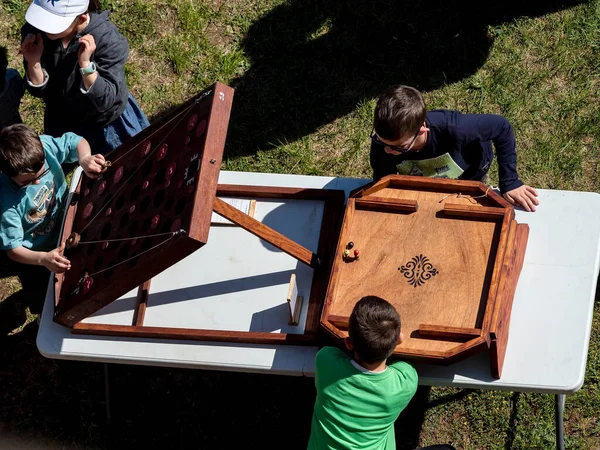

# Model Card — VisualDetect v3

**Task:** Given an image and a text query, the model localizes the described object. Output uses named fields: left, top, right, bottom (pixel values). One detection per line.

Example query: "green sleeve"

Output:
left=315, top=346, right=351, bottom=385
left=316, top=346, right=348, bottom=367
left=389, top=360, right=419, bottom=395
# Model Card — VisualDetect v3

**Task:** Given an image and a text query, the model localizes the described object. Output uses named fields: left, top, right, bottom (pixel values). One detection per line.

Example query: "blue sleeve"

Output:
left=44, top=133, right=82, bottom=165
left=455, top=114, right=523, bottom=193
left=0, top=207, right=24, bottom=251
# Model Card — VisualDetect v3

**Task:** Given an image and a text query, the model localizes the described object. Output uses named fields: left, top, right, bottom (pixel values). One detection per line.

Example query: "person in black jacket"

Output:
left=20, top=0, right=149, bottom=155
left=0, top=46, right=24, bottom=130
left=370, top=85, right=539, bottom=212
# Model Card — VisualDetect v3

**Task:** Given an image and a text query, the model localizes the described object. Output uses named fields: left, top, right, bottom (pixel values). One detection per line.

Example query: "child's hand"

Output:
left=503, top=185, right=539, bottom=212
left=22, top=33, right=44, bottom=65
left=43, top=243, right=71, bottom=273
left=80, top=154, right=106, bottom=178
left=78, top=34, right=96, bottom=69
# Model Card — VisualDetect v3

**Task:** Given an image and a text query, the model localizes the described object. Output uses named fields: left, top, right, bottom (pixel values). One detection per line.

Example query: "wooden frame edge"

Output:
left=304, top=188, right=347, bottom=335
left=355, top=197, right=419, bottom=213
left=349, top=176, right=391, bottom=198
left=442, top=204, right=506, bottom=220
left=72, top=323, right=319, bottom=345
left=68, top=184, right=345, bottom=345
left=418, top=324, right=482, bottom=341
left=320, top=199, right=356, bottom=325
left=480, top=207, right=514, bottom=336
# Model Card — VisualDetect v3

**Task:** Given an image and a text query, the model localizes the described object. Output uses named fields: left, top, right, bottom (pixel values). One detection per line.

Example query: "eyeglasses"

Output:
left=13, top=165, right=50, bottom=189
left=371, top=128, right=420, bottom=153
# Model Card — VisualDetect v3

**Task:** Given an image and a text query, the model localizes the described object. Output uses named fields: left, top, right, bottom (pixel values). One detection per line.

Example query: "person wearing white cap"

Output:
left=20, top=0, right=149, bottom=155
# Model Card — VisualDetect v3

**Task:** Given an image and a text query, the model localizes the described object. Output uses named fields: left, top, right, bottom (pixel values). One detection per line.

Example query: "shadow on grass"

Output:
left=505, top=391, right=521, bottom=450
left=0, top=338, right=445, bottom=450
left=0, top=323, right=105, bottom=449
left=226, top=0, right=584, bottom=157
left=0, top=328, right=318, bottom=449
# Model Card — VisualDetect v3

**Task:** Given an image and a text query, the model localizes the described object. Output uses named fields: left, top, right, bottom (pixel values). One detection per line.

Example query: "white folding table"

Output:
left=37, top=170, right=600, bottom=450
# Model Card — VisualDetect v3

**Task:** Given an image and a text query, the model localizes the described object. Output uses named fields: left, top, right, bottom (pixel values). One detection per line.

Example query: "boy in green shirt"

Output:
left=308, top=296, right=457, bottom=449
left=308, top=296, right=417, bottom=449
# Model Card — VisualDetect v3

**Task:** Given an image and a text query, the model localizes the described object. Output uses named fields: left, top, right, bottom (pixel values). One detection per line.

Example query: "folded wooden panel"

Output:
left=54, top=83, right=234, bottom=327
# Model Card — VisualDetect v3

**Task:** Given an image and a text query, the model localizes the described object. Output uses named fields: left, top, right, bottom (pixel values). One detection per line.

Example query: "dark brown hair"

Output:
left=88, top=0, right=101, bottom=12
left=374, top=85, right=426, bottom=141
left=0, top=47, right=7, bottom=92
left=348, top=296, right=401, bottom=364
left=0, top=124, right=45, bottom=177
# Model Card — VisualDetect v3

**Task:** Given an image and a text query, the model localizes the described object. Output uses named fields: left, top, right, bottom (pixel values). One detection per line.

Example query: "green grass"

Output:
left=1, top=0, right=600, bottom=448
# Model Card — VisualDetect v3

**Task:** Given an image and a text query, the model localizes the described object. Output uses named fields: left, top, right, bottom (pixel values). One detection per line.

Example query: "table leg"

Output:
left=555, top=394, right=565, bottom=450
left=104, top=363, right=111, bottom=425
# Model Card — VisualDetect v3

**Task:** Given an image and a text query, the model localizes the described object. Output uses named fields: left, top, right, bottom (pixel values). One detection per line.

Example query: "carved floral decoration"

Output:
left=398, top=254, right=438, bottom=287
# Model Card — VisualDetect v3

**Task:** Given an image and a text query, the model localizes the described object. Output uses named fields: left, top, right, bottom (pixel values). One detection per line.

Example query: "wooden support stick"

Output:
left=443, top=204, right=506, bottom=220
left=72, top=323, right=317, bottom=345
left=355, top=197, right=418, bottom=213
left=132, top=280, right=151, bottom=326
left=287, top=274, right=303, bottom=326
left=213, top=197, right=318, bottom=268
left=418, top=324, right=481, bottom=341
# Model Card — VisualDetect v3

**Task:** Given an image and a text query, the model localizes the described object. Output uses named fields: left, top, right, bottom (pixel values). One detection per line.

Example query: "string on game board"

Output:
left=438, top=186, right=491, bottom=204
left=82, top=230, right=184, bottom=279
left=75, top=231, right=177, bottom=246
left=79, top=94, right=206, bottom=234
left=107, top=90, right=211, bottom=167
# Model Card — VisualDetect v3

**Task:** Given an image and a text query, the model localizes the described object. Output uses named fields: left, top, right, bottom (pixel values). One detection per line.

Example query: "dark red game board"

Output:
left=54, top=82, right=234, bottom=327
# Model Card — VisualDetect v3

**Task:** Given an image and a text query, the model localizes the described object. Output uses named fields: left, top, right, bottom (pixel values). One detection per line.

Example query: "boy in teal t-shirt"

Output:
left=0, top=124, right=105, bottom=313
left=308, top=296, right=418, bottom=450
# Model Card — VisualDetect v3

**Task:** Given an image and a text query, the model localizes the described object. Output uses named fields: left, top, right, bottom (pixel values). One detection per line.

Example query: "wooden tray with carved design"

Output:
left=320, top=175, right=529, bottom=378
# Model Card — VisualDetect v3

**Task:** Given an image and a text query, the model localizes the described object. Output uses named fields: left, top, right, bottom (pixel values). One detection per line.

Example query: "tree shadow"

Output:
left=0, top=323, right=106, bottom=449
left=226, top=0, right=584, bottom=157
left=0, top=292, right=27, bottom=335
left=395, top=386, right=472, bottom=449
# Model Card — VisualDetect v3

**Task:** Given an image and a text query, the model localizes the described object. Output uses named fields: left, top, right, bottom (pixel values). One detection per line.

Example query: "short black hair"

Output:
left=0, top=47, right=7, bottom=92
left=0, top=124, right=45, bottom=177
left=348, top=296, right=401, bottom=364
left=374, top=85, right=426, bottom=141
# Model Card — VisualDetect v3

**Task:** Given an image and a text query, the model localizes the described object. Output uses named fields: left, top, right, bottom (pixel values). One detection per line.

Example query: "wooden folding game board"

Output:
left=53, top=82, right=345, bottom=345
left=320, top=176, right=529, bottom=378
left=53, top=82, right=528, bottom=379
left=54, top=83, right=233, bottom=327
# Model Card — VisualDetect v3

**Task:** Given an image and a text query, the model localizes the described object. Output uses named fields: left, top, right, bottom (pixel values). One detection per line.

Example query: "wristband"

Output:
left=80, top=61, right=97, bottom=75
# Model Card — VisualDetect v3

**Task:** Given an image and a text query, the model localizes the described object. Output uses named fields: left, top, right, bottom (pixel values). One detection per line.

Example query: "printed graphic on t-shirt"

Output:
left=25, top=180, right=57, bottom=238
left=396, top=153, right=464, bottom=179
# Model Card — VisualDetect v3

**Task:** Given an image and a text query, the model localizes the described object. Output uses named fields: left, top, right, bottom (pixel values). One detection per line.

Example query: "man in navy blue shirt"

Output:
left=369, top=85, right=539, bottom=212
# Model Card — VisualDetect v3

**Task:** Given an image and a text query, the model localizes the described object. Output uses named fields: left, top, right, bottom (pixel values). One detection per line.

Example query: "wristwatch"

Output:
left=80, top=61, right=97, bottom=75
